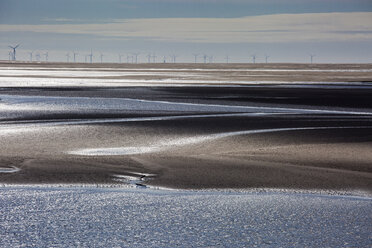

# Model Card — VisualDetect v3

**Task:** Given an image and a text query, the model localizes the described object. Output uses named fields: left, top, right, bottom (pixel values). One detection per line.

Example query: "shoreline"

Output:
left=1, top=182, right=371, bottom=198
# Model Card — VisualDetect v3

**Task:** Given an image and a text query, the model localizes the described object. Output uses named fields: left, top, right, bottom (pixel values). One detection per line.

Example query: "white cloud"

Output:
left=1, top=12, right=372, bottom=43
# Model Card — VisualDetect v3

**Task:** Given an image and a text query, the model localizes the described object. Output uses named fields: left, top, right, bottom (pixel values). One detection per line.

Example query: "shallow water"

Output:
left=0, top=166, right=19, bottom=173
left=1, top=93, right=371, bottom=121
left=0, top=187, right=370, bottom=248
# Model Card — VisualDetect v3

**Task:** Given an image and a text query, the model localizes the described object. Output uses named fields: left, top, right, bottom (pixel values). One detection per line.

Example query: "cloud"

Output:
left=1, top=12, right=372, bottom=43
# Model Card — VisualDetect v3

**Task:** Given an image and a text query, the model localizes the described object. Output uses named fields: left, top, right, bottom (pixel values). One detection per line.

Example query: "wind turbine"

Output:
left=132, top=53, right=140, bottom=64
left=193, top=54, right=199, bottom=63
left=28, top=51, right=33, bottom=62
left=265, top=55, right=270, bottom=63
left=44, top=52, right=48, bottom=62
left=36, top=53, right=41, bottom=61
left=126, top=54, right=132, bottom=63
left=170, top=55, right=178, bottom=63
left=118, top=54, right=124, bottom=63
left=225, top=55, right=229, bottom=64
left=147, top=53, right=157, bottom=63
left=163, top=56, right=167, bottom=63
left=208, top=55, right=213, bottom=63
left=100, top=53, right=104, bottom=63
left=151, top=53, right=157, bottom=63
left=310, top=54, right=315, bottom=64
left=73, top=52, right=78, bottom=63
left=8, top=51, right=13, bottom=61
left=8, top=44, right=20, bottom=61
left=251, top=55, right=256, bottom=64
left=146, top=53, right=152, bottom=63
left=87, top=49, right=93, bottom=63
left=203, top=54, right=208, bottom=64
left=66, top=53, right=71, bottom=62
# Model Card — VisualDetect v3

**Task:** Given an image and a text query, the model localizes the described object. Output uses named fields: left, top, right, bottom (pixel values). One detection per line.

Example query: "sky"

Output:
left=1, top=0, right=372, bottom=63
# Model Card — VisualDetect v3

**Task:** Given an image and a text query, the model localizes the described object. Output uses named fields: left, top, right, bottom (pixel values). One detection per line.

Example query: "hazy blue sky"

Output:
left=1, top=0, right=372, bottom=63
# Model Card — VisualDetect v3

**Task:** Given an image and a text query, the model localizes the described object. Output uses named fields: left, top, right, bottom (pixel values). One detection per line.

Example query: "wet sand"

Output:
left=0, top=62, right=371, bottom=193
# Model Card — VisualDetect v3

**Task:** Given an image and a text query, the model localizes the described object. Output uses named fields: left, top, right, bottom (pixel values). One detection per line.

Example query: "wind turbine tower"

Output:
left=126, top=54, right=132, bottom=63
left=66, top=53, right=71, bottom=62
left=118, top=54, right=124, bottom=63
left=151, top=53, right=157, bottom=63
left=203, top=54, right=207, bottom=64
left=100, top=53, right=104, bottom=63
left=265, top=55, right=270, bottom=63
left=28, top=51, right=33, bottom=62
left=310, top=54, right=315, bottom=64
left=208, top=55, right=213, bottom=63
left=36, top=53, right=41, bottom=61
left=251, top=55, right=256, bottom=64
left=193, top=54, right=199, bottom=63
left=44, top=52, right=49, bottom=62
left=133, top=53, right=140, bottom=64
left=171, top=55, right=178, bottom=63
left=225, top=55, right=229, bottom=64
left=73, top=52, right=78, bottom=63
left=8, top=44, right=20, bottom=61
left=88, top=49, right=93, bottom=63
left=8, top=51, right=13, bottom=61
left=146, top=53, right=152, bottom=63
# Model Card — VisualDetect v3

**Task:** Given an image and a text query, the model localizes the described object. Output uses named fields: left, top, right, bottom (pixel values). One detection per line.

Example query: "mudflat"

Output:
left=0, top=62, right=371, bottom=193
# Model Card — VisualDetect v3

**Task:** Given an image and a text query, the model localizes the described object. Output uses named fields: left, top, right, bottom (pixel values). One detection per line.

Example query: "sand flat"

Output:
left=0, top=62, right=371, bottom=193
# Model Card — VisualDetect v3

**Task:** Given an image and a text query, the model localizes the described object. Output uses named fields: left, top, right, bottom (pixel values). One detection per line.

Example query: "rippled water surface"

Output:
left=0, top=187, right=371, bottom=248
